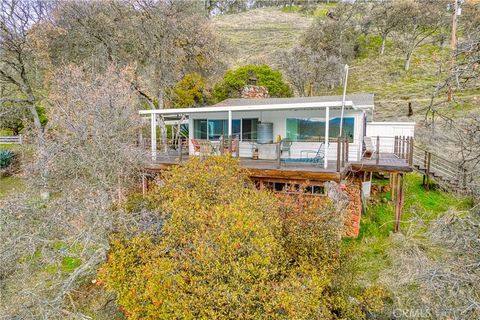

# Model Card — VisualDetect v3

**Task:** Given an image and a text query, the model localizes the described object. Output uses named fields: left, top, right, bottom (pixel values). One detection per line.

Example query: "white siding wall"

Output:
left=366, top=122, right=415, bottom=153
left=189, top=108, right=364, bottom=161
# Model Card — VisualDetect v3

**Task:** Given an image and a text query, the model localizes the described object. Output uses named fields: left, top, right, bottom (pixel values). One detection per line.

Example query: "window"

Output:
left=242, top=118, right=258, bottom=141
left=194, top=119, right=207, bottom=139
left=287, top=118, right=325, bottom=141
left=286, top=117, right=355, bottom=142
left=329, top=117, right=355, bottom=142
left=194, top=119, right=240, bottom=140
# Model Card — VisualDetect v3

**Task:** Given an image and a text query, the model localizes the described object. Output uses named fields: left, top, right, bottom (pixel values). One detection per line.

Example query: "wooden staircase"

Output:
left=412, top=145, right=468, bottom=193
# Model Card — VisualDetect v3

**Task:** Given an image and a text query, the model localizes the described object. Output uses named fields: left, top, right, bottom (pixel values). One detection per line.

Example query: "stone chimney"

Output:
left=241, top=85, right=270, bottom=99
left=241, top=71, right=270, bottom=99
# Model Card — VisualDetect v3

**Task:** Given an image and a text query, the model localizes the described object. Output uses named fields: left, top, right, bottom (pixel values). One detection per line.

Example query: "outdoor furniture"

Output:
left=191, top=139, right=201, bottom=155
left=221, top=136, right=240, bottom=157
left=299, top=143, right=325, bottom=166
left=280, top=138, right=292, bottom=158
left=199, top=140, right=218, bottom=159
left=362, top=136, right=376, bottom=159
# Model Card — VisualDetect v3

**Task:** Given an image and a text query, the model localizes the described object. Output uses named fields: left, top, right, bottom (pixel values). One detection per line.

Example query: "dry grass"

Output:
left=213, top=7, right=313, bottom=67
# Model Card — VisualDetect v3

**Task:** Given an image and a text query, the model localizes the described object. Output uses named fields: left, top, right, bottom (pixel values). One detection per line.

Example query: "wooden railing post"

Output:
left=228, top=135, right=232, bottom=157
left=345, top=137, right=349, bottom=162
left=236, top=137, right=240, bottom=159
left=276, top=141, right=281, bottom=169
left=336, top=137, right=341, bottom=172
left=394, top=136, right=398, bottom=156
left=408, top=137, right=414, bottom=165
left=376, top=136, right=380, bottom=165
left=179, top=138, right=183, bottom=163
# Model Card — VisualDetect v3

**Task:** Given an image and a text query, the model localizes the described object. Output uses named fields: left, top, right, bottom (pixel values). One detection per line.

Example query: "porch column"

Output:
left=324, top=106, right=330, bottom=169
left=228, top=110, right=232, bottom=136
left=151, top=113, right=157, bottom=161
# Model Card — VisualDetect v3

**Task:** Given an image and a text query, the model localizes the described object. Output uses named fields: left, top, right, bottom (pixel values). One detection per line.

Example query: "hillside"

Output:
left=214, top=7, right=480, bottom=125
left=212, top=6, right=480, bottom=161
left=213, top=7, right=313, bottom=67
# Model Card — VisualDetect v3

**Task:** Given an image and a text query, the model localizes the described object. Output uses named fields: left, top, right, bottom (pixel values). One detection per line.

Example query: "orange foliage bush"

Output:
left=99, top=157, right=385, bottom=319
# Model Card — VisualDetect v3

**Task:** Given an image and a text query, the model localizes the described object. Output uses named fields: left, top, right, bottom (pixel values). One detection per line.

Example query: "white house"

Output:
left=139, top=94, right=415, bottom=169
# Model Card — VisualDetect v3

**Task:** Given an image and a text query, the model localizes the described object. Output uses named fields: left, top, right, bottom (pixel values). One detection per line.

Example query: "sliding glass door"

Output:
left=193, top=119, right=241, bottom=140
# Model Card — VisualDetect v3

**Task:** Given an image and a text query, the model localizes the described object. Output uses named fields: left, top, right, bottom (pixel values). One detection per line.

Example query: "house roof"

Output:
left=139, top=93, right=374, bottom=116
left=212, top=94, right=374, bottom=109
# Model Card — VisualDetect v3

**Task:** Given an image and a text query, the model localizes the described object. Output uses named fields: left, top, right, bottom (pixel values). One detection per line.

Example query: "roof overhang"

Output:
left=139, top=100, right=357, bottom=116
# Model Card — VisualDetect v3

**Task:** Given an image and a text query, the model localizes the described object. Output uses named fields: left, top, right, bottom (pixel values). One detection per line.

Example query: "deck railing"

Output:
left=364, top=136, right=414, bottom=166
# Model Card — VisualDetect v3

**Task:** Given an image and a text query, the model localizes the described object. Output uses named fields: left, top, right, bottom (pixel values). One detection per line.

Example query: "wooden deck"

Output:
left=144, top=152, right=412, bottom=183
left=350, top=153, right=412, bottom=173
left=145, top=155, right=349, bottom=183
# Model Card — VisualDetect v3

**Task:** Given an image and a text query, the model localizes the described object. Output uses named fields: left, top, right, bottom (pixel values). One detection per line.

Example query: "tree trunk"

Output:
left=27, top=97, right=50, bottom=199
left=380, top=36, right=386, bottom=55
left=404, top=52, right=412, bottom=71
left=156, top=91, right=168, bottom=152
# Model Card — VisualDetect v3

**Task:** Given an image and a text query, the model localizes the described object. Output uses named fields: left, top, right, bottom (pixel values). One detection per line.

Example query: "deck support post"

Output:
left=324, top=106, right=330, bottom=169
left=390, top=173, right=397, bottom=202
left=151, top=113, right=157, bottom=161
left=376, top=136, right=380, bottom=165
left=394, top=173, right=406, bottom=233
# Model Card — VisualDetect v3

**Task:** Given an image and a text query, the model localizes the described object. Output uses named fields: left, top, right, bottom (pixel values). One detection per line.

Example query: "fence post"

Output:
left=376, top=136, right=380, bottom=165
left=426, top=152, right=431, bottom=190
left=228, top=135, right=232, bottom=157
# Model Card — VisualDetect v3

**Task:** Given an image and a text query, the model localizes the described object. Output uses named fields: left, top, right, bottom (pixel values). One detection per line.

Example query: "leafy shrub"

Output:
left=100, top=157, right=385, bottom=319
left=0, top=149, right=14, bottom=169
left=213, top=65, right=293, bottom=102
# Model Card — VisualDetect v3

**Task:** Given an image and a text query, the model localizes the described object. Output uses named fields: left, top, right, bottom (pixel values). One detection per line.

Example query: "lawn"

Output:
left=0, top=175, right=24, bottom=199
left=343, top=173, right=472, bottom=286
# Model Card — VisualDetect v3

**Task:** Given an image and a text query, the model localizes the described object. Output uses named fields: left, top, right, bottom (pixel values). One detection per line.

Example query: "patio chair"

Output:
left=221, top=136, right=240, bottom=157
left=362, top=136, right=376, bottom=160
left=299, top=143, right=325, bottom=166
left=280, top=138, right=292, bottom=158
left=191, top=139, right=201, bottom=155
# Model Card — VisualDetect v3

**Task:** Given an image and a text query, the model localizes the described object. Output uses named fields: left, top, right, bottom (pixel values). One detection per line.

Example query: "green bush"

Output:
left=0, top=149, right=14, bottom=169
left=213, top=65, right=293, bottom=102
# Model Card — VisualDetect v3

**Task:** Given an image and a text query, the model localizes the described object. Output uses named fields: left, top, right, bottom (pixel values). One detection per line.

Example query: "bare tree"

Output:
left=280, top=46, right=342, bottom=96
left=0, top=64, right=146, bottom=319
left=394, top=0, right=447, bottom=71
left=0, top=0, right=52, bottom=194
left=370, top=1, right=403, bottom=55
left=380, top=207, right=480, bottom=318
left=50, top=0, right=225, bottom=151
